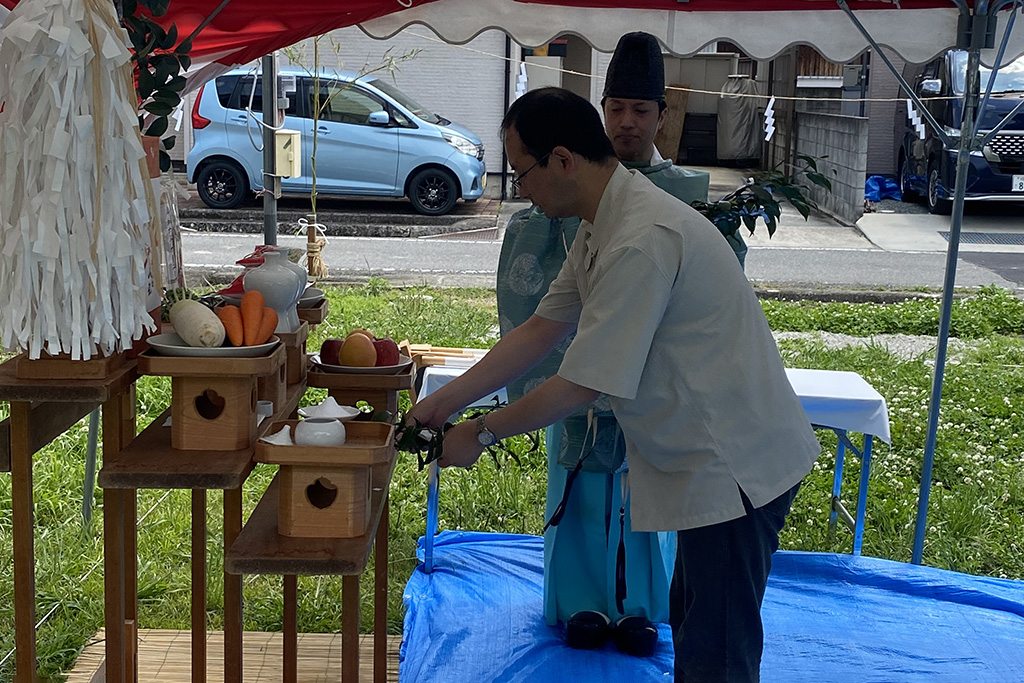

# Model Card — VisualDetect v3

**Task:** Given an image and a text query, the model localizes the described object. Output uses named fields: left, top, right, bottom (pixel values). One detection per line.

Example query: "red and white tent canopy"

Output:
left=3, top=0, right=1023, bottom=71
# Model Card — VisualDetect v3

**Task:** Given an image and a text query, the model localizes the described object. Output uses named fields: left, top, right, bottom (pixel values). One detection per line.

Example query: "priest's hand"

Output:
left=435, top=420, right=485, bottom=469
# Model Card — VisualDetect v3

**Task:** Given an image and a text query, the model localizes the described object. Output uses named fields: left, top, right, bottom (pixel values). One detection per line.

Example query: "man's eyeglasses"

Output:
left=511, top=151, right=551, bottom=193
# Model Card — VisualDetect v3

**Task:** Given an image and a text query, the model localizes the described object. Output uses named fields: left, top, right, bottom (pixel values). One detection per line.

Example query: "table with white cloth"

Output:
left=415, top=359, right=891, bottom=571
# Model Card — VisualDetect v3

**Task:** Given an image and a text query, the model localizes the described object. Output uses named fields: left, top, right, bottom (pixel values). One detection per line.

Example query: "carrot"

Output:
left=253, top=307, right=278, bottom=345
left=240, top=290, right=265, bottom=345
left=216, top=305, right=245, bottom=346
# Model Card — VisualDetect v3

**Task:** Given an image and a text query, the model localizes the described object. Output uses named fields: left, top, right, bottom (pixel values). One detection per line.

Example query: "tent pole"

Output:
left=262, top=53, right=279, bottom=245
left=911, top=7, right=990, bottom=565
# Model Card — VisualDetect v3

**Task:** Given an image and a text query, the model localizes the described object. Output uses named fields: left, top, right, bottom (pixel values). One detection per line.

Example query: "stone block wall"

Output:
left=795, top=112, right=868, bottom=225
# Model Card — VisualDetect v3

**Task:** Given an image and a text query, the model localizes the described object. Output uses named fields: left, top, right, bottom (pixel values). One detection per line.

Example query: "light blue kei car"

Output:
left=186, top=67, right=486, bottom=215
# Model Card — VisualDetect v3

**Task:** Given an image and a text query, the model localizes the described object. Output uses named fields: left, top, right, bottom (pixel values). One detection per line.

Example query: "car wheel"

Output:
left=926, top=162, right=951, bottom=215
left=197, top=160, right=248, bottom=210
left=898, top=154, right=918, bottom=202
left=409, top=168, right=458, bottom=216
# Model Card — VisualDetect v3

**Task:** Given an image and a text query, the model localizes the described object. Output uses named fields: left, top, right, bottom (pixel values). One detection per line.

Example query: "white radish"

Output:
left=169, top=300, right=226, bottom=348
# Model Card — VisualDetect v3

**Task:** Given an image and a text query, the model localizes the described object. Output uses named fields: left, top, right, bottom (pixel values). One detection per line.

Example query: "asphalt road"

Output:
left=181, top=232, right=1022, bottom=292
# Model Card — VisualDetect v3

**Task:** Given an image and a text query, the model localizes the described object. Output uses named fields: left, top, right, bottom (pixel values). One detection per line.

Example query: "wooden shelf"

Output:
left=0, top=355, right=138, bottom=403
left=306, top=363, right=415, bottom=392
left=99, top=382, right=304, bottom=490
left=225, top=452, right=397, bottom=576
left=137, top=343, right=285, bottom=378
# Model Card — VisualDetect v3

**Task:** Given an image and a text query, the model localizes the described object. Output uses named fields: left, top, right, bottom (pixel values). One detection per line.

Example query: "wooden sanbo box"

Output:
left=255, top=420, right=395, bottom=538
left=138, top=344, right=285, bottom=451
left=15, top=350, right=126, bottom=380
left=278, top=321, right=309, bottom=385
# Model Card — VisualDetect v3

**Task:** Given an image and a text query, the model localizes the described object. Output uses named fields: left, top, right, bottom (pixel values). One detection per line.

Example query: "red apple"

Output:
left=372, top=337, right=401, bottom=366
left=320, top=337, right=345, bottom=366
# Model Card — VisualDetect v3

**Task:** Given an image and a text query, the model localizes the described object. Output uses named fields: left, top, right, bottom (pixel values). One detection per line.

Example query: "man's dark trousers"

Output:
left=670, top=483, right=801, bottom=682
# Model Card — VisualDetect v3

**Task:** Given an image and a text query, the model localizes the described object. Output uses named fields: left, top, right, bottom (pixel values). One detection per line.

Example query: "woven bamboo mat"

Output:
left=65, top=629, right=401, bottom=682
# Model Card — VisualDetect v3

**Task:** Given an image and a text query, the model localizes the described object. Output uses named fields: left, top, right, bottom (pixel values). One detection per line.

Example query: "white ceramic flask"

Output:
left=294, top=417, right=346, bottom=447
left=243, top=249, right=305, bottom=333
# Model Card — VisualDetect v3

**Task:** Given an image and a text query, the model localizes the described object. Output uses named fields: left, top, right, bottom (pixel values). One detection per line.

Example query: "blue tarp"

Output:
left=866, top=174, right=902, bottom=202
left=401, top=531, right=1024, bottom=683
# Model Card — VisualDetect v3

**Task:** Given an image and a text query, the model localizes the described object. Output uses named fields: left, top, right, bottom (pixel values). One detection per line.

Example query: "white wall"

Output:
left=281, top=26, right=509, bottom=174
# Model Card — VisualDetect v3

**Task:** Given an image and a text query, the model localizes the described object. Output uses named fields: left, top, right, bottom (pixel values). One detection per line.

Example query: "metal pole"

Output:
left=262, top=53, right=279, bottom=245
left=911, top=9, right=987, bottom=565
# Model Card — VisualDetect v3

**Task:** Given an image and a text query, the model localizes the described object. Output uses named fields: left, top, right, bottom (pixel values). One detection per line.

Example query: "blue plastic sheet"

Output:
left=866, top=174, right=902, bottom=202
left=401, top=531, right=1024, bottom=682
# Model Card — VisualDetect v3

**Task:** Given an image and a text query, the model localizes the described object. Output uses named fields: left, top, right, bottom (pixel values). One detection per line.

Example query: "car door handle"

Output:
left=317, top=126, right=331, bottom=135
left=230, top=115, right=247, bottom=122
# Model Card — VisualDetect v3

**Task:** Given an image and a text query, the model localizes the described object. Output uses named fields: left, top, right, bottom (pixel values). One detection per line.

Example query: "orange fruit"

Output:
left=345, top=328, right=374, bottom=342
left=338, top=333, right=377, bottom=367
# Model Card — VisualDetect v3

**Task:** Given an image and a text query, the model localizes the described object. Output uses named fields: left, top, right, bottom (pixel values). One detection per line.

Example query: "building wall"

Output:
left=795, top=111, right=869, bottom=225
left=865, top=48, right=906, bottom=177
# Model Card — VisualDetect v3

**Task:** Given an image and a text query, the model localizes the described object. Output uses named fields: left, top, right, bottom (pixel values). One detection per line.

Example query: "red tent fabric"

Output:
left=514, top=0, right=956, bottom=9
left=0, top=0, right=441, bottom=64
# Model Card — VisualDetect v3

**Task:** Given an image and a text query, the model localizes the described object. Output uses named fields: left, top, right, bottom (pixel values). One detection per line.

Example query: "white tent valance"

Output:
left=361, top=0, right=1024, bottom=66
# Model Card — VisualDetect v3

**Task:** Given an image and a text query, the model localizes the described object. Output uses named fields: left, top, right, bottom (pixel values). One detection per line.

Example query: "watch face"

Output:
left=477, top=417, right=496, bottom=446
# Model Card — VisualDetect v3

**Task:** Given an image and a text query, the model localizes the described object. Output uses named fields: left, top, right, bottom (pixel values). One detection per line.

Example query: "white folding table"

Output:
left=416, top=360, right=890, bottom=571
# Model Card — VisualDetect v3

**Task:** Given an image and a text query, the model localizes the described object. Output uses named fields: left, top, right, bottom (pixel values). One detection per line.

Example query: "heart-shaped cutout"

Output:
left=194, top=389, right=226, bottom=420
left=306, top=477, right=338, bottom=510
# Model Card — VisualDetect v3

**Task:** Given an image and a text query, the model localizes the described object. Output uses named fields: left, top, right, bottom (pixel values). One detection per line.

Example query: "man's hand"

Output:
left=434, top=420, right=485, bottom=469
left=404, top=394, right=451, bottom=430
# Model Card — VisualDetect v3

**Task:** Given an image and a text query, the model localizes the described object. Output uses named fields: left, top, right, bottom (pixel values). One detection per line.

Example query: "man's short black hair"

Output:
left=501, top=87, right=616, bottom=166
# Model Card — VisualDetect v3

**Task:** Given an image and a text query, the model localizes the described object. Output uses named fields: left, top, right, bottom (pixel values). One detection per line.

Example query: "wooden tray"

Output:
left=16, top=351, right=127, bottom=380
left=138, top=343, right=285, bottom=377
left=256, top=421, right=395, bottom=466
left=297, top=298, right=329, bottom=325
left=306, top=361, right=415, bottom=391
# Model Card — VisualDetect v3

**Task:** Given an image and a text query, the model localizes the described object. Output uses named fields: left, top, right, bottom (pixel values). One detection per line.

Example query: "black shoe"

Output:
left=612, top=615, right=658, bottom=657
left=565, top=611, right=612, bottom=650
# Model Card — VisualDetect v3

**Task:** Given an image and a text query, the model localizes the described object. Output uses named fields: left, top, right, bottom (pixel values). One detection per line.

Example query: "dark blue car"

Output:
left=896, top=50, right=1024, bottom=214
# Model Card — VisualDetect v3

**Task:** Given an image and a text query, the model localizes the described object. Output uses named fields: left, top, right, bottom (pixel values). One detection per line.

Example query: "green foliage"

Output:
left=122, top=0, right=193, bottom=171
left=762, top=286, right=1024, bottom=338
left=2, top=284, right=1023, bottom=680
left=690, top=154, right=835, bottom=238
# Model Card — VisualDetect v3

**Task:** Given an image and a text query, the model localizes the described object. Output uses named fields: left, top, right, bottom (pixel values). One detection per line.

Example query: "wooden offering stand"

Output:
left=0, top=354, right=138, bottom=683
left=137, top=344, right=286, bottom=451
left=99, top=340, right=300, bottom=683
left=307, top=362, right=415, bottom=415
left=278, top=321, right=310, bottom=386
left=256, top=421, right=394, bottom=538
left=228, top=362, right=410, bottom=683
left=297, top=297, right=329, bottom=326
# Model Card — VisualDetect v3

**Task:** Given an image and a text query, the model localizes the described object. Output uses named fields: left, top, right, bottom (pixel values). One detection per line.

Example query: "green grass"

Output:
left=1, top=282, right=1023, bottom=681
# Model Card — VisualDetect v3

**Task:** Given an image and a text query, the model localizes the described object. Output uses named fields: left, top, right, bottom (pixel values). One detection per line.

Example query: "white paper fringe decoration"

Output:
left=0, top=0, right=157, bottom=360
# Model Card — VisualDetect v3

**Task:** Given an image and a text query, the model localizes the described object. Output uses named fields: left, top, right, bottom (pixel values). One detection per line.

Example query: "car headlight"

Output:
left=443, top=133, right=481, bottom=158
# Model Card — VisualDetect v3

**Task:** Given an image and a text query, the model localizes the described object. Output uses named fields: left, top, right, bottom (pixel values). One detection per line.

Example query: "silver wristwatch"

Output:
left=476, top=415, right=497, bottom=447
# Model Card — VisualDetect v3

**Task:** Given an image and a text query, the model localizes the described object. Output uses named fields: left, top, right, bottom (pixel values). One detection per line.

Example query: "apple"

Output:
left=320, top=337, right=345, bottom=366
left=372, top=337, right=401, bottom=366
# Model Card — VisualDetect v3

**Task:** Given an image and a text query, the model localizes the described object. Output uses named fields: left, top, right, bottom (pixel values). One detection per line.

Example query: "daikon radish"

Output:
left=169, top=300, right=226, bottom=348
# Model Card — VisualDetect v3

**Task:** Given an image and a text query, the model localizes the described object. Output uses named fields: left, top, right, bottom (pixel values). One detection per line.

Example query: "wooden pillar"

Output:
left=11, top=401, right=38, bottom=682
left=192, top=490, right=207, bottom=683
left=223, top=487, right=244, bottom=683
left=283, top=575, right=297, bottom=683
left=373, top=497, right=390, bottom=683
left=342, top=574, right=360, bottom=683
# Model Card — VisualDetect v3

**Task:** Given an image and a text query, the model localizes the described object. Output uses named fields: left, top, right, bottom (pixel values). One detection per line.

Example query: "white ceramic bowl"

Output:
left=293, top=417, right=346, bottom=447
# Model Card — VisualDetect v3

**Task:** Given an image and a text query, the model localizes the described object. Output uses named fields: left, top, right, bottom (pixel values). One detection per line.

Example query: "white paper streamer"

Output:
left=0, top=0, right=156, bottom=360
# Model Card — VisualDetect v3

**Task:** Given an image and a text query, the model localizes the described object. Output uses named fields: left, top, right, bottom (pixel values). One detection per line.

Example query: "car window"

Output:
left=952, top=51, right=1024, bottom=94
left=314, top=82, right=384, bottom=126
left=216, top=75, right=239, bottom=108
left=230, top=75, right=300, bottom=116
left=365, top=77, right=440, bottom=125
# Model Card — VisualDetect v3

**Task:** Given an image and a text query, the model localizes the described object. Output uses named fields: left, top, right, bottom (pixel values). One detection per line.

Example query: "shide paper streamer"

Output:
left=0, top=0, right=158, bottom=360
